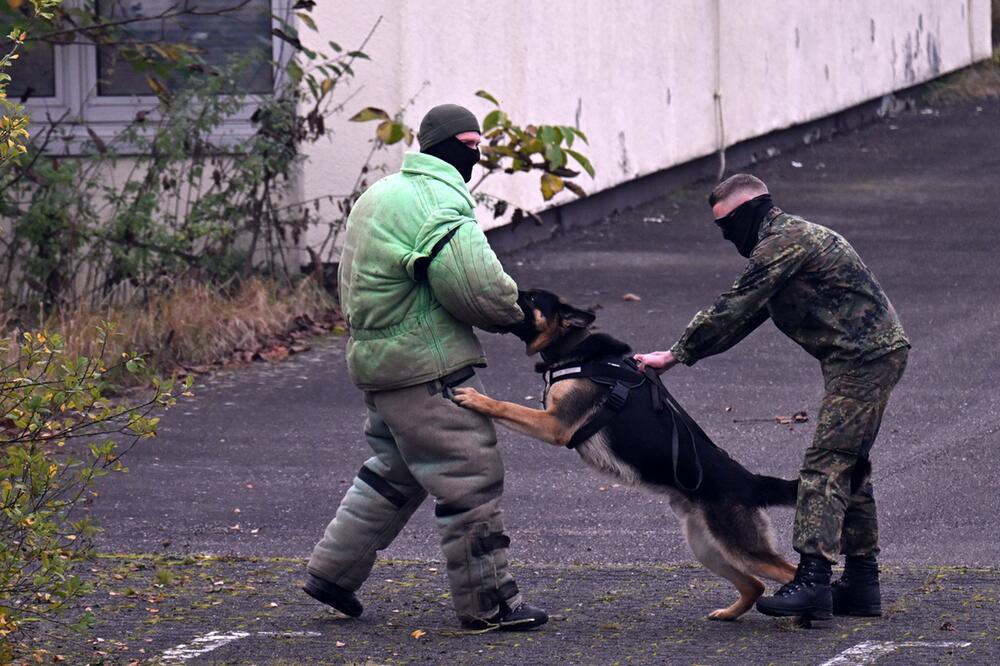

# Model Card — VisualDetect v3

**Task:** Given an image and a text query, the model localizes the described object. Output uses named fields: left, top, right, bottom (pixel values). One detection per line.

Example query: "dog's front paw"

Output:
left=707, top=607, right=741, bottom=622
left=451, top=387, right=493, bottom=414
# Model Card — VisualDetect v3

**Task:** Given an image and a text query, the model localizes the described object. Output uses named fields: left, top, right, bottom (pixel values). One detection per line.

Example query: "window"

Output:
left=6, top=43, right=56, bottom=99
left=95, top=0, right=274, bottom=96
left=8, top=1, right=283, bottom=152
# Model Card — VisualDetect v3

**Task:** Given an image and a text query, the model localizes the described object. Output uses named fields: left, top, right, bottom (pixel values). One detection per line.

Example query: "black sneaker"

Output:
left=756, top=555, right=833, bottom=621
left=302, top=573, right=363, bottom=618
left=462, top=602, right=549, bottom=632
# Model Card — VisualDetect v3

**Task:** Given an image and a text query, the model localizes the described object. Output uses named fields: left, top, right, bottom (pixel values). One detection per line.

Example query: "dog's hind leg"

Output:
left=707, top=569, right=765, bottom=622
left=684, top=514, right=765, bottom=621
left=750, top=557, right=797, bottom=584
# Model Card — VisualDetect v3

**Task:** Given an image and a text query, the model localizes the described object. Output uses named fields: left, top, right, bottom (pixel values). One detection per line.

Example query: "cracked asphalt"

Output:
left=39, top=97, right=1000, bottom=664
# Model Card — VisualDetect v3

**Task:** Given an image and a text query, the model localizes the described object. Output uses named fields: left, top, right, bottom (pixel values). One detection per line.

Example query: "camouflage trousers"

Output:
left=307, top=371, right=522, bottom=623
left=793, top=348, right=908, bottom=563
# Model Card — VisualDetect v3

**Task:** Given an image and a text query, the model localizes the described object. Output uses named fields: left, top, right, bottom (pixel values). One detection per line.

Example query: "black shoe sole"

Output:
left=756, top=603, right=832, bottom=621
left=833, top=607, right=882, bottom=617
left=499, top=616, right=548, bottom=632
left=461, top=615, right=549, bottom=633
left=302, top=582, right=362, bottom=618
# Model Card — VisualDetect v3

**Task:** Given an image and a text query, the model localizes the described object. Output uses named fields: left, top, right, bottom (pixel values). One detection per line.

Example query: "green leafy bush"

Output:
left=0, top=326, right=188, bottom=658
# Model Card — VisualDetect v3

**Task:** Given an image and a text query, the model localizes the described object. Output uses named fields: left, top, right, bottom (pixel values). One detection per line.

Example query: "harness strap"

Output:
left=547, top=360, right=645, bottom=386
left=413, top=226, right=461, bottom=282
left=566, top=380, right=631, bottom=449
left=563, top=361, right=705, bottom=493
left=645, top=368, right=704, bottom=492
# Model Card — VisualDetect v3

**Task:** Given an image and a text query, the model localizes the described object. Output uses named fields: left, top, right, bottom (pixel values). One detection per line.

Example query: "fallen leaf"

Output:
left=622, top=293, right=642, bottom=302
left=268, top=602, right=279, bottom=608
left=335, top=641, right=346, bottom=647
left=411, top=629, right=427, bottom=639
left=724, top=405, right=732, bottom=412
left=793, top=410, right=809, bottom=423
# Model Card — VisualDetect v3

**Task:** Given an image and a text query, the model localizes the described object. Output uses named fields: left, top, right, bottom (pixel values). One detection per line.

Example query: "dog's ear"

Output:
left=559, top=303, right=596, bottom=329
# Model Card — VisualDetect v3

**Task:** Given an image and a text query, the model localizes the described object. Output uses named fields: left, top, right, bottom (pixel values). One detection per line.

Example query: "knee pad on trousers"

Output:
left=357, top=464, right=410, bottom=508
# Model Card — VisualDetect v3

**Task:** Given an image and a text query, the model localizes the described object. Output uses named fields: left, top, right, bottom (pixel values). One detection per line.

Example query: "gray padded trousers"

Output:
left=307, top=371, right=522, bottom=623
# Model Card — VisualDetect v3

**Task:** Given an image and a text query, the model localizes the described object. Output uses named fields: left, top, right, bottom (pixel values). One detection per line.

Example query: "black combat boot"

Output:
left=756, top=554, right=833, bottom=620
left=462, top=601, right=549, bottom=632
left=832, top=555, right=882, bottom=616
left=302, top=572, right=363, bottom=618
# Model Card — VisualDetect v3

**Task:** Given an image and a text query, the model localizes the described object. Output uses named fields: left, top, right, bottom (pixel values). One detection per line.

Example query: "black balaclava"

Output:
left=422, top=137, right=480, bottom=182
left=714, top=193, right=774, bottom=257
left=418, top=103, right=481, bottom=183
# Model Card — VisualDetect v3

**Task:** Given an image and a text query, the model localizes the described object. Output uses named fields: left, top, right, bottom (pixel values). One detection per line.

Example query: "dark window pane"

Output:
left=96, top=0, right=273, bottom=96
left=5, top=43, right=56, bottom=100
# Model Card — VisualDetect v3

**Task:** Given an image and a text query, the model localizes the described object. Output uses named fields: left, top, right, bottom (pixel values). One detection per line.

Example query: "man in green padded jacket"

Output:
left=636, top=173, right=909, bottom=622
left=303, top=103, right=547, bottom=632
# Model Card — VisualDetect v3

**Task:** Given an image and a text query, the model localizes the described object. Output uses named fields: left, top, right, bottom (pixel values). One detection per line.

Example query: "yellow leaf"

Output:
left=410, top=629, right=426, bottom=639
left=540, top=173, right=564, bottom=201
left=146, top=76, right=169, bottom=98
left=320, top=78, right=333, bottom=95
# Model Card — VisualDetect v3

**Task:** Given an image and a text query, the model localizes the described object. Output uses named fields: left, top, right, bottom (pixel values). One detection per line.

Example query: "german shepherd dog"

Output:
left=452, top=289, right=799, bottom=621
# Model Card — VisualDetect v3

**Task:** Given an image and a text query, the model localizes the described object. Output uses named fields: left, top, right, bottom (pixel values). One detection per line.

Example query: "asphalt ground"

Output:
left=33, top=97, right=1000, bottom=664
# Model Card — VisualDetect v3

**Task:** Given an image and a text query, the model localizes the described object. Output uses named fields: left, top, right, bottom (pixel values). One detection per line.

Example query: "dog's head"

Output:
left=508, top=288, right=596, bottom=355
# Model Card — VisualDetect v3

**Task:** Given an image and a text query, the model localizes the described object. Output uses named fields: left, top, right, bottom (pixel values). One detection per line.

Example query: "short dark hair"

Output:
left=708, top=173, right=768, bottom=207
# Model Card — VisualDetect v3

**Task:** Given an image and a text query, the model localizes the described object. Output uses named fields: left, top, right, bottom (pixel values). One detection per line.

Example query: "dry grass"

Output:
left=22, top=277, right=339, bottom=377
left=926, top=47, right=1000, bottom=103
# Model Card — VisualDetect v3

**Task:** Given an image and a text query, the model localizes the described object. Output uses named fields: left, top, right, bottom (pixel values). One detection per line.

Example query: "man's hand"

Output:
left=633, top=350, right=679, bottom=375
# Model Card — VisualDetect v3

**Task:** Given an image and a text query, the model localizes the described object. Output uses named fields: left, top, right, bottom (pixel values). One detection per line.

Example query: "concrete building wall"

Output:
left=300, top=1, right=993, bottom=242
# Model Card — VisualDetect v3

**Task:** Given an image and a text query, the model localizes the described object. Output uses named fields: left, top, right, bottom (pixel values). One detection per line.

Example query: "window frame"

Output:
left=20, top=0, right=291, bottom=154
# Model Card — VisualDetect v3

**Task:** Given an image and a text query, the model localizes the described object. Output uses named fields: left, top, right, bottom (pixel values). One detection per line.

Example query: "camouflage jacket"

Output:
left=670, top=208, right=910, bottom=380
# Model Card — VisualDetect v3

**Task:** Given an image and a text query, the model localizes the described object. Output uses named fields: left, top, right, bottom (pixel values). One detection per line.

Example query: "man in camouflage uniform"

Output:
left=635, top=173, right=909, bottom=620
left=303, top=104, right=547, bottom=631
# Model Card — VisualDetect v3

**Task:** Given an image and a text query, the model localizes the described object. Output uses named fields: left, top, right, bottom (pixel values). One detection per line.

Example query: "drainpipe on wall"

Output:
left=713, top=0, right=727, bottom=183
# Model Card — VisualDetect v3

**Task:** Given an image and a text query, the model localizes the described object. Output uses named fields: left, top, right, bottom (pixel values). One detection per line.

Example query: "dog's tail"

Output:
left=753, top=474, right=800, bottom=507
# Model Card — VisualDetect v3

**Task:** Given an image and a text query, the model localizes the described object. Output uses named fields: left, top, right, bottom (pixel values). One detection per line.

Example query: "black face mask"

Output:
left=714, top=194, right=774, bottom=257
left=421, top=136, right=480, bottom=183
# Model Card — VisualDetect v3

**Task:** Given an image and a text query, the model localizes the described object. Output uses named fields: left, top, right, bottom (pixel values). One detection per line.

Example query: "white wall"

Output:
left=300, top=0, right=993, bottom=246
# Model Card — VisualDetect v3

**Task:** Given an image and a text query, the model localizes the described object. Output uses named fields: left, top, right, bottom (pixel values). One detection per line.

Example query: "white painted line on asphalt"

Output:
left=158, top=631, right=250, bottom=662
left=158, top=630, right=322, bottom=662
left=818, top=640, right=972, bottom=666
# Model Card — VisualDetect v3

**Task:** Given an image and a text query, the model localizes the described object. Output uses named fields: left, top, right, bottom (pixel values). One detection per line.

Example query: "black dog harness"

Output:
left=544, top=356, right=705, bottom=492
